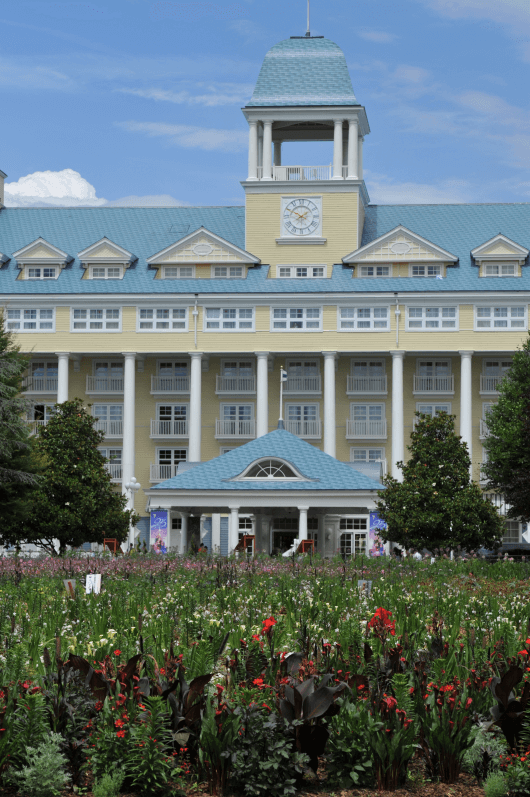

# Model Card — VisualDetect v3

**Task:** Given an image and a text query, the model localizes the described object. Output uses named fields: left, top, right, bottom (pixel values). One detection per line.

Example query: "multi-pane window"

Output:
left=205, top=308, right=254, bottom=331
left=163, top=266, right=194, bottom=279
left=483, top=263, right=516, bottom=277
left=28, top=403, right=56, bottom=424
left=212, top=266, right=244, bottom=278
left=92, top=361, right=123, bottom=391
left=475, top=306, right=526, bottom=329
left=410, top=264, right=442, bottom=277
left=155, top=448, right=187, bottom=480
left=72, top=308, right=120, bottom=331
left=484, top=360, right=511, bottom=378
left=220, top=404, right=254, bottom=436
left=138, top=308, right=187, bottom=331
left=504, top=521, right=521, bottom=544
left=407, top=307, right=457, bottom=329
left=339, top=307, right=389, bottom=330
left=339, top=518, right=368, bottom=557
left=158, top=405, right=188, bottom=423
left=272, top=307, right=322, bottom=330
left=351, top=448, right=384, bottom=463
left=90, top=266, right=122, bottom=279
left=222, top=361, right=253, bottom=378
left=98, top=448, right=122, bottom=480
left=349, top=404, right=386, bottom=436
left=359, top=265, right=390, bottom=277
left=29, top=361, right=58, bottom=391
left=6, top=309, right=54, bottom=332
left=277, top=266, right=325, bottom=278
left=220, top=447, right=236, bottom=454
left=416, top=403, right=451, bottom=419
left=93, top=404, right=123, bottom=435
left=26, top=267, right=56, bottom=279
left=286, top=404, right=320, bottom=437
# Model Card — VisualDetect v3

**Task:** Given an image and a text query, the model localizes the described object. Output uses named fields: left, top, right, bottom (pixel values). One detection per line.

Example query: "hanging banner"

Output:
left=150, top=510, right=168, bottom=554
left=369, top=512, right=387, bottom=557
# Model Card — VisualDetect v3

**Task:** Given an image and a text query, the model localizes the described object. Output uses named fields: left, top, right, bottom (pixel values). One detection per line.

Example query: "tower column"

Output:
left=55, top=352, right=69, bottom=403
left=247, top=120, right=258, bottom=180
left=332, top=118, right=344, bottom=179
left=358, top=135, right=364, bottom=180
left=229, top=505, right=240, bottom=552
left=273, top=140, right=282, bottom=167
left=323, top=351, right=337, bottom=457
left=256, top=352, right=269, bottom=437
left=391, top=351, right=405, bottom=481
left=262, top=121, right=273, bottom=180
left=298, top=506, right=309, bottom=542
left=459, top=351, right=473, bottom=474
left=189, top=352, right=202, bottom=461
left=347, top=119, right=359, bottom=179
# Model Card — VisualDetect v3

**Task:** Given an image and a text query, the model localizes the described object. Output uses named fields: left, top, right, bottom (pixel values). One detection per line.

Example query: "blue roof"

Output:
left=152, top=429, right=382, bottom=491
left=247, top=37, right=358, bottom=107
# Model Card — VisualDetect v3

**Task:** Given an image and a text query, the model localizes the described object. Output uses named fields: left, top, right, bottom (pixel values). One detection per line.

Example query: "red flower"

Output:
left=95, top=701, right=103, bottom=711
left=114, top=649, right=121, bottom=656
left=252, top=677, right=264, bottom=687
left=261, top=616, right=277, bottom=635
left=159, top=668, right=166, bottom=676
left=116, top=730, right=126, bottom=738
left=465, top=697, right=473, bottom=708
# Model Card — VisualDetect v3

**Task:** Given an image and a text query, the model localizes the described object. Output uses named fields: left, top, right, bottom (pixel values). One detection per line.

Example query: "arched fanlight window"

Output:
left=244, top=459, right=298, bottom=479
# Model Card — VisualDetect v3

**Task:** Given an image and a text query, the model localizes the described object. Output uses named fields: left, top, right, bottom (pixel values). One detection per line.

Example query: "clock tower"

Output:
left=241, top=35, right=370, bottom=268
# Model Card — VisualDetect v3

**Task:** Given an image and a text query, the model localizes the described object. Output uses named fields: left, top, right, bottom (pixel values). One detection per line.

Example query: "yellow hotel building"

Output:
left=0, top=33, right=526, bottom=554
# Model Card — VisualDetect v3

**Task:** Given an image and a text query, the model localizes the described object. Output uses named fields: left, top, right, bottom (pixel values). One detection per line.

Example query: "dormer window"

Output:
left=13, top=238, right=71, bottom=280
left=277, top=265, right=326, bottom=278
left=239, top=458, right=301, bottom=480
left=163, top=266, right=195, bottom=279
left=359, top=265, right=390, bottom=278
left=78, top=237, right=135, bottom=280
left=483, top=263, right=516, bottom=277
left=212, top=266, right=244, bottom=278
left=90, top=266, right=123, bottom=280
left=411, top=264, right=442, bottom=277
left=26, top=267, right=56, bottom=279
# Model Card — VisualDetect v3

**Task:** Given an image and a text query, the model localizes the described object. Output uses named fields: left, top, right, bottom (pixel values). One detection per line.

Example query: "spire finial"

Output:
left=305, top=0, right=310, bottom=36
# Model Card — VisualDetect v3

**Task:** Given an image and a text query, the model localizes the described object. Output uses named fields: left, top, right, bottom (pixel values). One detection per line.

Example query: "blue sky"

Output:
left=2, top=0, right=530, bottom=207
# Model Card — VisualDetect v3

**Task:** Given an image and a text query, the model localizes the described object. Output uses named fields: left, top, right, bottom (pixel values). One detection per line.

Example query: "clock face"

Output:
left=283, top=198, right=320, bottom=236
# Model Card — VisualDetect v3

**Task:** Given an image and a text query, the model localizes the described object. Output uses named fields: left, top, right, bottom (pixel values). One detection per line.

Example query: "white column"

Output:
left=256, top=352, right=269, bottom=437
left=247, top=121, right=259, bottom=180
left=188, top=352, right=202, bottom=461
left=179, top=512, right=189, bottom=555
left=347, top=119, right=359, bottom=179
left=459, top=351, right=473, bottom=472
left=258, top=125, right=263, bottom=175
left=212, top=513, right=221, bottom=553
left=298, top=506, right=309, bottom=541
left=229, top=506, right=240, bottom=552
left=332, top=119, right=344, bottom=179
left=273, top=140, right=282, bottom=166
left=122, top=352, right=136, bottom=505
left=323, top=351, right=337, bottom=457
left=262, top=121, right=273, bottom=180
left=358, top=135, right=364, bottom=180
left=55, top=352, right=69, bottom=403
left=391, top=351, right=405, bottom=481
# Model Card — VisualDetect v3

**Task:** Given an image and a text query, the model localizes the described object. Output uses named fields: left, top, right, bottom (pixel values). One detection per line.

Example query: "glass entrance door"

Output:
left=271, top=518, right=298, bottom=555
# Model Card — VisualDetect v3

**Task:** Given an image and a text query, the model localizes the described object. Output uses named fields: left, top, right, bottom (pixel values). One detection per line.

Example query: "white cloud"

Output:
left=358, top=30, right=398, bottom=43
left=4, top=169, right=107, bottom=207
left=365, top=172, right=475, bottom=204
left=117, top=121, right=248, bottom=152
left=105, top=194, right=188, bottom=207
left=118, top=82, right=254, bottom=107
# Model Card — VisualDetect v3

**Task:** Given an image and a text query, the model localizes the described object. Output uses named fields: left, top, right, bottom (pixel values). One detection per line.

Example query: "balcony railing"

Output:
left=86, top=376, right=124, bottom=394
left=479, top=419, right=490, bottom=439
left=258, top=164, right=334, bottom=181
left=283, top=375, right=322, bottom=395
left=216, top=375, right=256, bottom=394
left=26, top=419, right=48, bottom=435
left=346, top=419, right=387, bottom=439
left=413, top=375, right=454, bottom=394
left=94, top=419, right=123, bottom=438
left=150, top=463, right=180, bottom=482
left=151, top=376, right=190, bottom=394
left=480, top=375, right=503, bottom=394
left=105, top=462, right=122, bottom=482
left=285, top=419, right=322, bottom=438
left=150, top=419, right=189, bottom=438
left=22, top=376, right=58, bottom=394
left=346, top=375, right=387, bottom=395
left=215, top=419, right=256, bottom=439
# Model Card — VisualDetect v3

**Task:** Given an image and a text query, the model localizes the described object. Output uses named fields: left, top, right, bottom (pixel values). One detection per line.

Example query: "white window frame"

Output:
left=156, top=447, right=188, bottom=464
left=211, top=265, right=245, bottom=279
left=482, top=358, right=512, bottom=376
left=504, top=520, right=521, bottom=544
left=71, top=307, right=121, bottom=332
left=277, top=265, right=327, bottom=278
left=286, top=359, right=320, bottom=376
left=162, top=265, right=195, bottom=279
left=350, top=447, right=385, bottom=463
left=137, top=307, right=188, bottom=332
left=88, top=265, right=124, bottom=280
left=220, top=446, right=236, bottom=455
left=28, top=402, right=56, bottom=422
left=474, top=305, right=527, bottom=331
left=350, top=403, right=386, bottom=423
left=409, top=263, right=442, bottom=277
left=6, top=308, right=55, bottom=333
left=204, top=307, right=255, bottom=332
left=220, top=403, right=255, bottom=420
left=416, top=359, right=452, bottom=377
left=98, top=447, right=123, bottom=480
left=338, top=306, right=390, bottom=331
left=483, top=262, right=517, bottom=277
left=285, top=402, right=320, bottom=419
left=157, top=359, right=189, bottom=376
left=271, top=306, right=322, bottom=332
left=358, top=265, right=391, bottom=278
left=415, top=402, right=451, bottom=417
left=406, top=306, right=458, bottom=331
left=156, top=403, right=189, bottom=421
left=25, top=266, right=58, bottom=280
left=92, top=403, right=124, bottom=434
left=221, top=359, right=255, bottom=376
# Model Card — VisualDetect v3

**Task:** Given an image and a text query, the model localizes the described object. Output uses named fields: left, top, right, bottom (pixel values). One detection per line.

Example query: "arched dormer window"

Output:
left=234, top=458, right=308, bottom=480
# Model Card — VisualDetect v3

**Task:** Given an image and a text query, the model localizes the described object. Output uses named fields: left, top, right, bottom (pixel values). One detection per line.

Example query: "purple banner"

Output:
left=150, top=510, right=168, bottom=554
left=369, top=512, right=387, bottom=557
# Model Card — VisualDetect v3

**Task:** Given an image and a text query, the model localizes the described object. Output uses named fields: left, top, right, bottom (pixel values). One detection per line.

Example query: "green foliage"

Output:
left=418, top=686, right=476, bottom=783
left=92, top=767, right=125, bottom=797
left=484, top=771, right=509, bottom=797
left=376, top=411, right=504, bottom=552
left=482, top=338, right=530, bottom=522
left=11, top=398, right=137, bottom=555
left=228, top=707, right=308, bottom=797
left=199, top=700, right=242, bottom=796
left=392, top=672, right=415, bottom=722
left=462, top=725, right=506, bottom=783
left=11, top=732, right=70, bottom=797
left=126, top=696, right=175, bottom=796
left=7, top=690, right=49, bottom=770
left=325, top=698, right=376, bottom=789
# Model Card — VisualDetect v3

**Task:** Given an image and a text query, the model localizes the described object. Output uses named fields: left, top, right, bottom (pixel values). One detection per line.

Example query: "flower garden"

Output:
left=1, top=553, right=530, bottom=797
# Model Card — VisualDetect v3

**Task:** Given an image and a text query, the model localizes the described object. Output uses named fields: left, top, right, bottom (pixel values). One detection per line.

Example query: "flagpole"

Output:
left=279, top=365, right=285, bottom=429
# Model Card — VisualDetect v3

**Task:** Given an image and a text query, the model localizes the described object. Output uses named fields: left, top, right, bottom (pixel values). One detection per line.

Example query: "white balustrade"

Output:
left=105, top=463, right=123, bottom=481
left=150, top=463, right=180, bottom=482
left=256, top=165, right=334, bottom=181
left=479, top=419, right=490, bottom=439
left=346, top=419, right=387, bottom=439
left=22, top=376, right=58, bottom=393
left=86, top=376, right=124, bottom=393
left=150, top=376, right=190, bottom=394
left=150, top=419, right=189, bottom=438
left=346, top=375, right=387, bottom=395
left=283, top=375, right=322, bottom=394
left=26, top=419, right=47, bottom=435
left=413, top=375, right=454, bottom=394
left=480, top=375, right=503, bottom=394
left=215, top=375, right=256, bottom=394
left=285, top=419, right=322, bottom=438
left=215, top=419, right=256, bottom=438
left=94, top=419, right=123, bottom=438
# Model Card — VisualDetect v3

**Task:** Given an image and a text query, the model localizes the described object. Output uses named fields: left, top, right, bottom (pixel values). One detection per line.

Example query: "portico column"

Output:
left=262, top=121, right=273, bottom=180
left=323, top=351, right=337, bottom=457
left=256, top=352, right=269, bottom=437
left=459, top=351, right=473, bottom=473
left=229, top=506, right=240, bottom=552
left=55, top=352, right=70, bottom=403
left=273, top=141, right=282, bottom=166
left=347, top=120, right=359, bottom=179
left=391, top=351, right=405, bottom=481
left=247, top=121, right=259, bottom=180
left=358, top=135, right=364, bottom=180
left=179, top=512, right=189, bottom=555
left=298, top=506, right=309, bottom=541
left=332, top=119, right=344, bottom=179
left=189, top=352, right=202, bottom=461
left=122, top=352, right=136, bottom=505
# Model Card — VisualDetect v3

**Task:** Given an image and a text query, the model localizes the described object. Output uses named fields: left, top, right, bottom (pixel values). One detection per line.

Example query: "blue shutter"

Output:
left=220, top=516, right=229, bottom=556
left=202, top=517, right=212, bottom=551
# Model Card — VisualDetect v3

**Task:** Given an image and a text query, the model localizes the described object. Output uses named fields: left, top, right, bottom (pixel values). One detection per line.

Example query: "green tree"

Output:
left=482, top=338, right=530, bottom=522
left=376, top=412, right=504, bottom=553
left=4, top=399, right=138, bottom=555
left=0, top=313, right=41, bottom=532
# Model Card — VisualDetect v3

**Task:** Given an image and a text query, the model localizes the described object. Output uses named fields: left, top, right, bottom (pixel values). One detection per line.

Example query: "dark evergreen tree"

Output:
left=4, top=399, right=138, bottom=555
left=482, top=337, right=530, bottom=521
left=376, top=412, right=504, bottom=553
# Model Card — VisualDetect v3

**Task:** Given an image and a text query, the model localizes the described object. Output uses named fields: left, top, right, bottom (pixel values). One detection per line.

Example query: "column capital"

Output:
left=122, top=351, right=137, bottom=360
left=54, top=351, right=70, bottom=358
left=188, top=351, right=203, bottom=359
left=322, top=350, right=338, bottom=359
left=248, top=119, right=258, bottom=128
left=179, top=511, right=190, bottom=518
left=254, top=351, right=269, bottom=358
left=297, top=505, right=310, bottom=512
left=458, top=350, right=474, bottom=356
left=263, top=119, right=273, bottom=128
left=348, top=118, right=359, bottom=127
left=332, top=117, right=344, bottom=124
left=391, top=350, right=406, bottom=359
left=228, top=504, right=240, bottom=511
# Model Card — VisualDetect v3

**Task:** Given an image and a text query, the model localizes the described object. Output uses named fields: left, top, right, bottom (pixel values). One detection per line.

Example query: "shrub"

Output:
left=126, top=696, right=175, bottom=796
left=92, top=767, right=125, bottom=797
left=484, top=770, right=508, bottom=797
left=325, top=697, right=376, bottom=789
left=12, top=732, right=70, bottom=797
left=462, top=725, right=506, bottom=783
